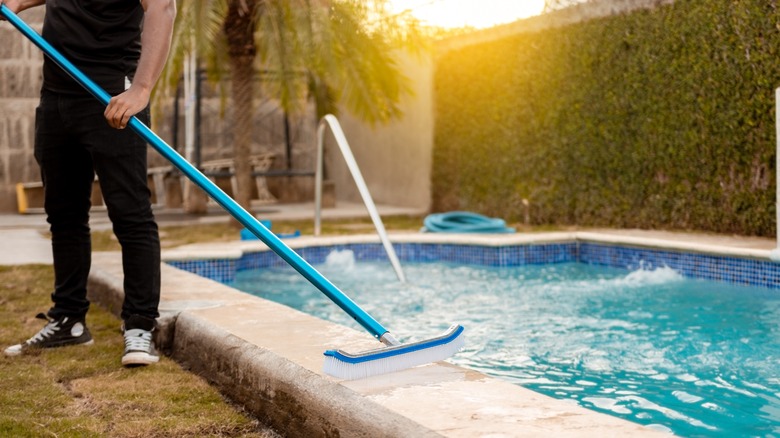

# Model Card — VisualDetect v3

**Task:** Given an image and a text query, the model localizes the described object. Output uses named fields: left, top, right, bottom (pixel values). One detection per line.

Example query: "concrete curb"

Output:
left=87, top=264, right=441, bottom=437
left=173, top=311, right=442, bottom=438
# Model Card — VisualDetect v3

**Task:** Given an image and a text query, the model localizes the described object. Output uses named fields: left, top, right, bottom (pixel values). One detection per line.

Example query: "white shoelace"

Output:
left=27, top=317, right=63, bottom=344
left=124, top=329, right=153, bottom=352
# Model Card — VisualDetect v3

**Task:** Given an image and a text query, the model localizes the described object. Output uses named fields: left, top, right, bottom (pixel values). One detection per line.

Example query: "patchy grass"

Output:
left=92, top=215, right=429, bottom=251
left=0, top=265, right=279, bottom=438
left=91, top=214, right=560, bottom=252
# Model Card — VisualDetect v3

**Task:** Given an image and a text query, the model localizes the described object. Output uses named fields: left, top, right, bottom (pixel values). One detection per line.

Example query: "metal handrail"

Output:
left=315, top=115, right=407, bottom=283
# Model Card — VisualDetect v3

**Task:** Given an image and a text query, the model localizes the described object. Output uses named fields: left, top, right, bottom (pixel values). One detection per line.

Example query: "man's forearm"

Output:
left=133, top=0, right=176, bottom=95
left=2, top=0, right=46, bottom=14
left=19, top=0, right=46, bottom=8
left=103, top=0, right=176, bottom=129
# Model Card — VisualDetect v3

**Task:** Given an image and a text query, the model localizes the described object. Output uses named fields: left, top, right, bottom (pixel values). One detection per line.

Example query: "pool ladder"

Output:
left=315, top=115, right=407, bottom=283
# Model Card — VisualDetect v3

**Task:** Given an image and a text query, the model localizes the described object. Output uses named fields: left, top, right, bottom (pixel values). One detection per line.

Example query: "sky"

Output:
left=388, top=0, right=546, bottom=29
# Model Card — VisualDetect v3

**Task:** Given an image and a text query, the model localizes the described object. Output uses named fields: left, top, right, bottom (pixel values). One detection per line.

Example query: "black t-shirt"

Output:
left=42, top=0, right=144, bottom=95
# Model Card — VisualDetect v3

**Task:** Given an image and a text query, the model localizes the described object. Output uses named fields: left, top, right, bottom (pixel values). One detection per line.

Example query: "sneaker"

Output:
left=4, top=313, right=93, bottom=356
left=122, top=327, right=159, bottom=367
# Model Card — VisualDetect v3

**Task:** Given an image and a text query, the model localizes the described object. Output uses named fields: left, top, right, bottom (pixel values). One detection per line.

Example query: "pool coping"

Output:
left=160, top=230, right=775, bottom=261
left=86, top=230, right=757, bottom=437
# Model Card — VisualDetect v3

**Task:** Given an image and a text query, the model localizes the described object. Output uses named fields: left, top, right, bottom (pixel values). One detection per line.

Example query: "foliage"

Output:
left=156, top=0, right=428, bottom=124
left=433, top=0, right=780, bottom=236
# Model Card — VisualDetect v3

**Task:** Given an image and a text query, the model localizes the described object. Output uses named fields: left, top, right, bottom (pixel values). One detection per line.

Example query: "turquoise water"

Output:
left=232, top=250, right=780, bottom=437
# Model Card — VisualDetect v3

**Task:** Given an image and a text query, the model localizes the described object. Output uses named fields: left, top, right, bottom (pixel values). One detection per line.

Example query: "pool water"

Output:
left=231, top=250, right=780, bottom=437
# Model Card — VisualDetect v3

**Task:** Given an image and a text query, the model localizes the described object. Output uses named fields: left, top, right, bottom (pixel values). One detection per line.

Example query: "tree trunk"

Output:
left=183, top=54, right=208, bottom=214
left=228, top=55, right=255, bottom=214
left=183, top=180, right=209, bottom=214
left=225, top=0, right=258, bottom=223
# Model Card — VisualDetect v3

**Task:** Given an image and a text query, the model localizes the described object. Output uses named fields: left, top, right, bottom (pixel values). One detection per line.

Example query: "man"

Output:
left=2, top=0, right=176, bottom=367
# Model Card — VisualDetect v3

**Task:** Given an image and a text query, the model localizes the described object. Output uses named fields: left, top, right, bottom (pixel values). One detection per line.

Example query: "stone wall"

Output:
left=0, top=7, right=44, bottom=213
left=0, top=5, right=317, bottom=213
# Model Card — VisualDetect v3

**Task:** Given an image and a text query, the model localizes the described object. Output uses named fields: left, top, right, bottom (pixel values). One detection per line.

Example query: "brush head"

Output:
left=323, top=325, right=465, bottom=380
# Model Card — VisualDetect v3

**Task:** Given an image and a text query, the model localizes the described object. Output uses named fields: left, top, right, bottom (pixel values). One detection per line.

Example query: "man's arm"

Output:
left=104, top=0, right=176, bottom=130
left=0, top=0, right=46, bottom=16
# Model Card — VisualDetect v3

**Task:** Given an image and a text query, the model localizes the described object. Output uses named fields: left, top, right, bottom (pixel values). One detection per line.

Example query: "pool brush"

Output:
left=2, top=5, right=465, bottom=380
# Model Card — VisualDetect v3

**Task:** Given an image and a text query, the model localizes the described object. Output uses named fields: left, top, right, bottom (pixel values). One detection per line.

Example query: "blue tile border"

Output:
left=578, top=242, right=780, bottom=289
left=166, top=258, right=237, bottom=284
left=166, top=241, right=780, bottom=290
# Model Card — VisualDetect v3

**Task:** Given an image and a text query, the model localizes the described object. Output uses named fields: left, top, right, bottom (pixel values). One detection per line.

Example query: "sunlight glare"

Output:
left=390, top=0, right=546, bottom=29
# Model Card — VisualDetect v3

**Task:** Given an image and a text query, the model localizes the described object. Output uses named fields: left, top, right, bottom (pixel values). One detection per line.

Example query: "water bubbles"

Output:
left=619, top=265, right=684, bottom=287
left=323, top=249, right=356, bottom=271
left=702, top=402, right=724, bottom=412
left=582, top=397, right=633, bottom=415
left=672, top=391, right=704, bottom=404
left=644, top=424, right=674, bottom=434
left=676, top=374, right=699, bottom=382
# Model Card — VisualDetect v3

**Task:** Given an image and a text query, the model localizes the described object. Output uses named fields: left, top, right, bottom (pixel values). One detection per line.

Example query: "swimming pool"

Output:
left=228, top=253, right=779, bottom=437
left=166, top=236, right=780, bottom=436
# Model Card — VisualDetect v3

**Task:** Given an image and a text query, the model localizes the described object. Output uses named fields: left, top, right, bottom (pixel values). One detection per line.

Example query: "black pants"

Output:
left=35, top=90, right=160, bottom=324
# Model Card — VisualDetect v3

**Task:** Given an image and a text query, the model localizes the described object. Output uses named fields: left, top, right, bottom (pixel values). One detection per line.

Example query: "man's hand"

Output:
left=104, top=85, right=150, bottom=129
left=1, top=0, right=20, bottom=12
left=1, top=0, right=47, bottom=16
left=1, top=0, right=32, bottom=19
left=103, top=0, right=175, bottom=129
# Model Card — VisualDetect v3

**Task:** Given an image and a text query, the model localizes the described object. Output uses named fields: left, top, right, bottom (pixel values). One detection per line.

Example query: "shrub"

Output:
left=434, top=0, right=780, bottom=236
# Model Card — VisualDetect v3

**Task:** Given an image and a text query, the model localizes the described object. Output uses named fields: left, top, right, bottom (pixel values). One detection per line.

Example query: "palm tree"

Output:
left=157, top=0, right=428, bottom=214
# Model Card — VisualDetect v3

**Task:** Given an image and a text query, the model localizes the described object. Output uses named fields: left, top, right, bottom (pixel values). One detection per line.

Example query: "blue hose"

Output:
left=423, top=211, right=515, bottom=233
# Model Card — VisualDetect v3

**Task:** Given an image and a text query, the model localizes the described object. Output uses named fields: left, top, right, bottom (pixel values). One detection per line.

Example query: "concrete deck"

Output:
left=5, top=205, right=776, bottom=437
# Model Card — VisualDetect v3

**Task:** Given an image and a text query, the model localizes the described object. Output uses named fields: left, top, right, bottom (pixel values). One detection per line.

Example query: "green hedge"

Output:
left=433, top=0, right=780, bottom=236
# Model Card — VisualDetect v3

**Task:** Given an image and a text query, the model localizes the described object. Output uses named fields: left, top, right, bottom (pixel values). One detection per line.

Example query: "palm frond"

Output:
left=154, top=0, right=429, bottom=128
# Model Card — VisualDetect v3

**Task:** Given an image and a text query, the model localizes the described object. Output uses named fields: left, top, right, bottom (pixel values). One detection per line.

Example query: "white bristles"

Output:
left=323, top=331, right=465, bottom=380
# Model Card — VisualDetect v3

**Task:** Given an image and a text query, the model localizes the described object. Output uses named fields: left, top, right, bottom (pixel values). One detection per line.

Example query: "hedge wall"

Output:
left=433, top=0, right=780, bottom=236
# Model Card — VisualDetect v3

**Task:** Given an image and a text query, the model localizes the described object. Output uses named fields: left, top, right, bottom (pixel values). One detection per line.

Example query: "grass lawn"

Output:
left=0, top=266, right=278, bottom=437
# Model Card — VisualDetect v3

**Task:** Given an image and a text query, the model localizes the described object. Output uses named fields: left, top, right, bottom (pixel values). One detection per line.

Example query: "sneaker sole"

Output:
left=4, top=339, right=94, bottom=357
left=3, top=344, right=23, bottom=357
left=122, top=351, right=160, bottom=366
